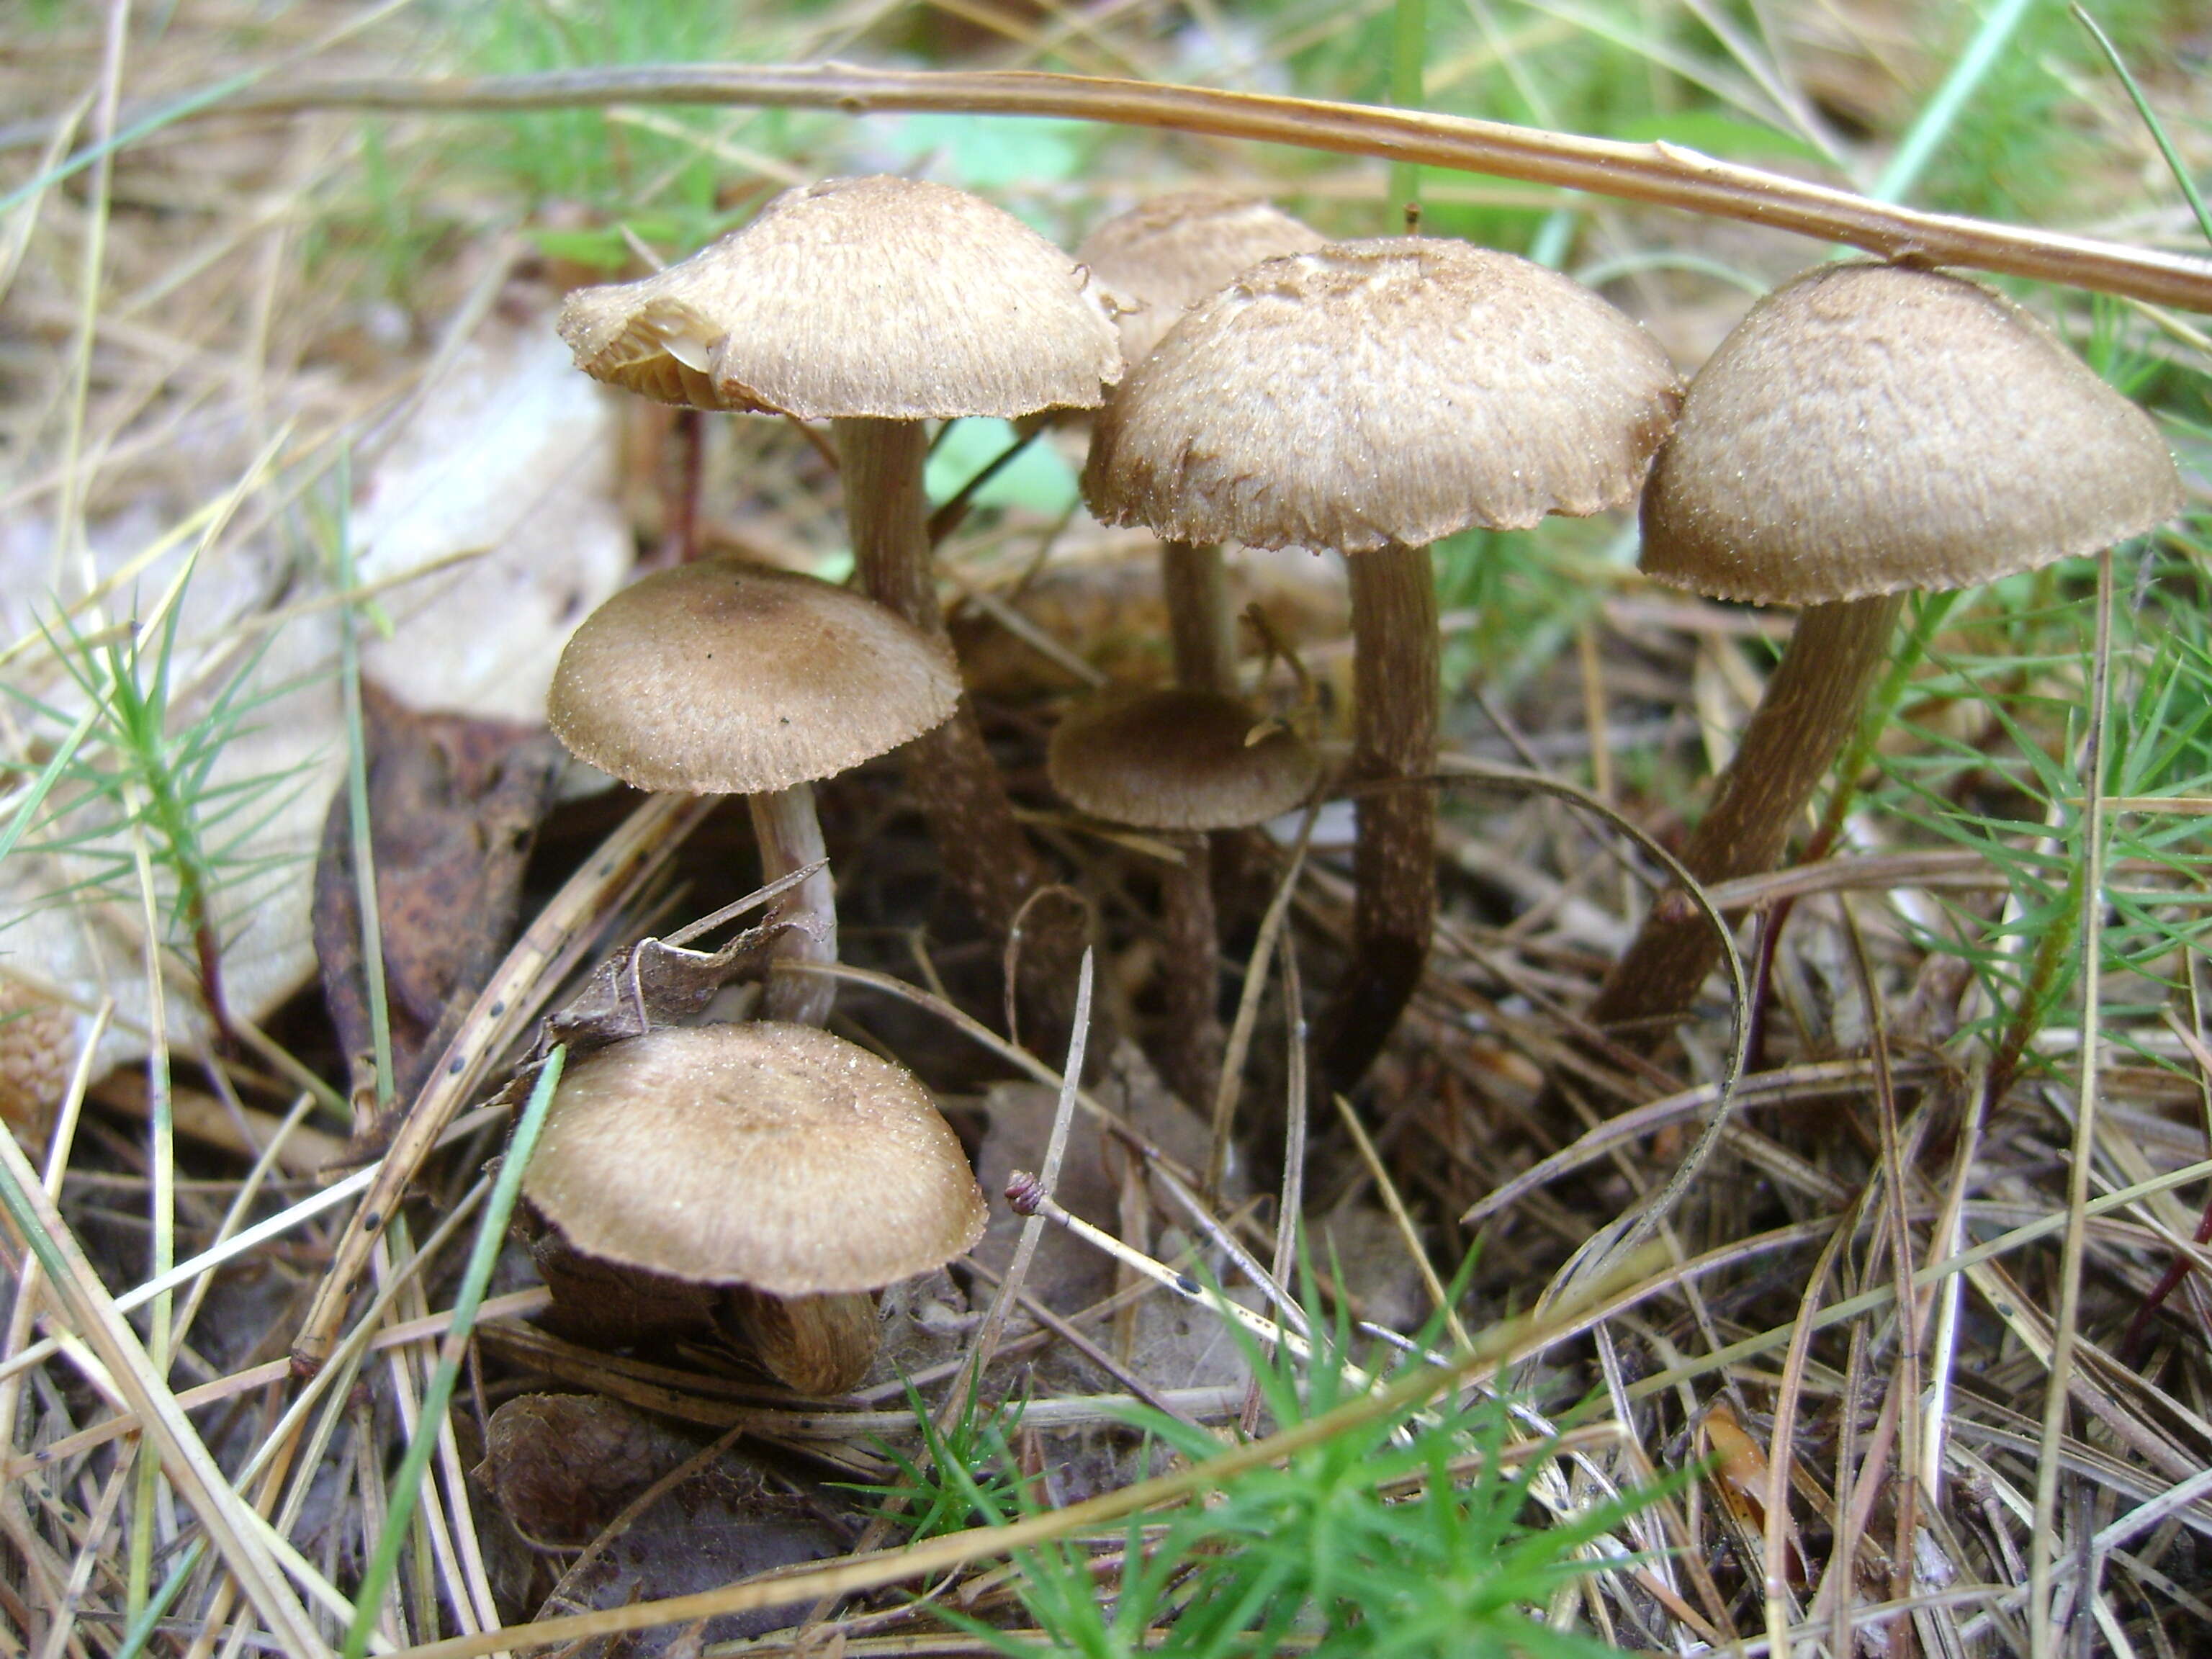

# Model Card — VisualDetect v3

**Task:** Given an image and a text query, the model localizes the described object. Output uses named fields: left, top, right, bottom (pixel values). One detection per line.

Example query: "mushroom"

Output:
left=521, top=1021, right=989, bottom=1395
left=547, top=558, right=961, bottom=1025
left=1048, top=687, right=1319, bottom=1106
left=1076, top=194, right=1326, bottom=695
left=559, top=176, right=1122, bottom=954
left=1084, top=239, right=1680, bottom=1090
left=1581, top=260, right=2182, bottom=1061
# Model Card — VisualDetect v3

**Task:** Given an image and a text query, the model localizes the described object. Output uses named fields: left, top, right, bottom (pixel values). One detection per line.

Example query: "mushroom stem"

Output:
left=1160, top=540, right=1237, bottom=696
left=1318, top=541, right=1441, bottom=1092
left=1159, top=831, right=1225, bottom=1110
left=722, top=1287, right=879, bottom=1396
left=1160, top=540, right=1242, bottom=1020
left=832, top=416, right=1054, bottom=938
left=749, top=784, right=837, bottom=1026
left=1581, top=591, right=1906, bottom=1055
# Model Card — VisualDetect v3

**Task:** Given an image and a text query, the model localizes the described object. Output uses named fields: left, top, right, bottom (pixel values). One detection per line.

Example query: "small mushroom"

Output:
left=521, top=1022, right=989, bottom=1395
left=548, top=559, right=960, bottom=1024
left=559, top=177, right=1122, bottom=956
left=1048, top=688, right=1318, bottom=1108
left=1583, top=261, right=2182, bottom=1061
left=1076, top=193, right=1326, bottom=697
left=1085, top=240, right=1680, bottom=1090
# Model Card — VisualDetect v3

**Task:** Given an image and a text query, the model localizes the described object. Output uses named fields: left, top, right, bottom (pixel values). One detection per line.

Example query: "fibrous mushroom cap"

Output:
left=1640, top=261, right=2184, bottom=606
left=1048, top=688, right=1320, bottom=831
left=1083, top=238, right=1682, bottom=554
left=557, top=175, right=1123, bottom=420
left=523, top=1022, right=989, bottom=1295
left=1076, top=192, right=1326, bottom=364
left=547, top=559, right=960, bottom=795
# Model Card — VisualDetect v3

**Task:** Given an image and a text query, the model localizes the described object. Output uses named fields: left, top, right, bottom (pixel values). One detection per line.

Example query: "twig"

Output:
left=89, top=63, right=2212, bottom=312
left=968, top=949, right=1095, bottom=1380
left=1330, top=1093, right=1471, bottom=1352
left=1246, top=935, right=1311, bottom=1438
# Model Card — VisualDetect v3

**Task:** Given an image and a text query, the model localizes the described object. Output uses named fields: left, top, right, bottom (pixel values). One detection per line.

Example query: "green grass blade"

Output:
left=0, top=702, right=99, bottom=873
left=339, top=1046, right=567, bottom=1659
left=1390, top=0, right=1426, bottom=215
left=111, top=1539, right=204, bottom=1659
left=1870, top=0, right=2038, bottom=204
left=0, top=71, right=261, bottom=217
left=2071, top=2, right=2212, bottom=248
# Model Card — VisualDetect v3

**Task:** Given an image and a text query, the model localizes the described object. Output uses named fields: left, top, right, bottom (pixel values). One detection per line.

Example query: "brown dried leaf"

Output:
left=534, top=1434, right=844, bottom=1658
left=473, top=1394, right=704, bottom=1548
left=313, top=680, right=565, bottom=1120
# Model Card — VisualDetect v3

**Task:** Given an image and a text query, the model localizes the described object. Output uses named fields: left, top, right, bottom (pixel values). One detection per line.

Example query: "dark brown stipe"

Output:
left=1317, top=541, right=1441, bottom=1093
left=1577, top=593, right=1905, bottom=1056
left=836, top=416, right=1058, bottom=943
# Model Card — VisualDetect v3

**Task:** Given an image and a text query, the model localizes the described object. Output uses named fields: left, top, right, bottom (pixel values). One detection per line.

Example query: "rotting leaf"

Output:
left=540, top=864, right=823, bottom=1053
left=473, top=1394, right=709, bottom=1549
left=313, top=679, right=565, bottom=1126
left=531, top=1434, right=845, bottom=1658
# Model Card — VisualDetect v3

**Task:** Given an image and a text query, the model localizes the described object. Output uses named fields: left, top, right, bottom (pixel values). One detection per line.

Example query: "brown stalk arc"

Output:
left=203, top=64, right=2212, bottom=313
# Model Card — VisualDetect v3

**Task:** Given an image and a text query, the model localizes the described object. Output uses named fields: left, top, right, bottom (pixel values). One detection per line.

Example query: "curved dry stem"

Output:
left=1581, top=592, right=1906, bottom=1058
left=749, top=785, right=836, bottom=1026
left=1318, top=542, right=1440, bottom=1092
left=198, top=65, right=2212, bottom=313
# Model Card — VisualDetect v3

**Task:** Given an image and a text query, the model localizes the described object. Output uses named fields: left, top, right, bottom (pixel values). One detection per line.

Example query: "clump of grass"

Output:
left=1850, top=531, right=2211, bottom=1108
left=845, top=1373, right=1027, bottom=1545
left=909, top=1285, right=1651, bottom=1658
left=2, top=555, right=313, bottom=1039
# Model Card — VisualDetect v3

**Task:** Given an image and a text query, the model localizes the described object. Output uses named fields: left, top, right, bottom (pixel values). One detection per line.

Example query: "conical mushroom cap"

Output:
left=548, top=559, right=961, bottom=795
left=1076, top=192, right=1326, bottom=364
left=523, top=1022, right=989, bottom=1295
left=1640, top=262, right=2184, bottom=605
left=558, top=175, right=1122, bottom=419
left=1048, top=688, right=1319, bottom=831
left=1083, top=238, right=1682, bottom=554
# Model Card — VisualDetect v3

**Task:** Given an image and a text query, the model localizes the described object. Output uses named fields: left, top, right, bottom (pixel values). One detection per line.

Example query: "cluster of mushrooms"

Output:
left=514, top=174, right=2178, bottom=1396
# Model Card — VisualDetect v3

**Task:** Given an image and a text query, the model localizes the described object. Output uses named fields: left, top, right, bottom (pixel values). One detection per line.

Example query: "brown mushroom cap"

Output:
left=1076, top=192, right=1326, bottom=365
left=1048, top=688, right=1319, bottom=831
left=1083, top=238, right=1681, bottom=554
left=1640, top=262, right=2184, bottom=606
left=547, top=559, right=961, bottom=795
left=557, top=175, right=1122, bottom=420
left=523, top=1022, right=989, bottom=1296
